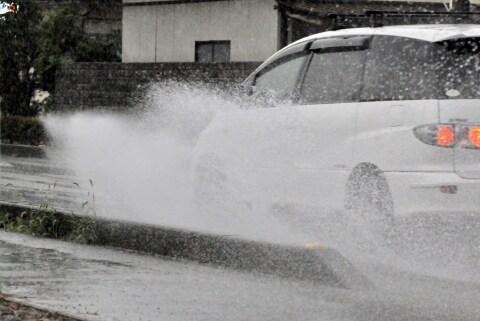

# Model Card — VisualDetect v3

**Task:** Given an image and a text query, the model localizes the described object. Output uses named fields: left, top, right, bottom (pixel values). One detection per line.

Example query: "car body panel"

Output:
left=385, top=171, right=480, bottom=217
left=281, top=102, right=357, bottom=209
left=194, top=107, right=295, bottom=204
left=439, top=100, right=480, bottom=124
left=353, top=100, right=452, bottom=172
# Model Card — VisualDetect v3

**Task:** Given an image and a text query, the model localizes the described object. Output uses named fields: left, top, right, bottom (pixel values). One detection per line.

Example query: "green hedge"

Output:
left=0, top=115, right=48, bottom=145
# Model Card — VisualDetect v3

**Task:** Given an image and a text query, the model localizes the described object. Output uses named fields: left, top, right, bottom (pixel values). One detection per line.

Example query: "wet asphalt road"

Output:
left=1, top=155, right=480, bottom=321
left=0, top=155, right=87, bottom=213
left=1, top=231, right=480, bottom=321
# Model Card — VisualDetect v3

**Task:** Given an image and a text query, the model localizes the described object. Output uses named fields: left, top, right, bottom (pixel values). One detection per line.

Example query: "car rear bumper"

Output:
left=385, top=171, right=480, bottom=218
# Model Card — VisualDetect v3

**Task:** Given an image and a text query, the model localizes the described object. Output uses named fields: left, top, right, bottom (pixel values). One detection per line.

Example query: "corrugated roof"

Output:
left=277, top=0, right=448, bottom=16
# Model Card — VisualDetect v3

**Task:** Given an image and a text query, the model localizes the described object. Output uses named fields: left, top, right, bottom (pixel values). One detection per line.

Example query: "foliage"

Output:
left=0, top=180, right=98, bottom=244
left=68, top=215, right=98, bottom=244
left=34, top=6, right=85, bottom=93
left=35, top=6, right=121, bottom=93
left=77, top=31, right=121, bottom=63
left=0, top=115, right=47, bottom=144
left=0, top=207, right=67, bottom=239
left=0, top=1, right=121, bottom=117
left=0, top=205, right=97, bottom=243
left=0, top=0, right=42, bottom=116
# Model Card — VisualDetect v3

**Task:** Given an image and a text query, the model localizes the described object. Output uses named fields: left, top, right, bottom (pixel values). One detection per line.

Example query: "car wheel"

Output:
left=345, top=164, right=397, bottom=243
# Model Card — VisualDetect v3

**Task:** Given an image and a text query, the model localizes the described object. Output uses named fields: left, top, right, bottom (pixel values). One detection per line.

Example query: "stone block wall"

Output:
left=54, top=62, right=260, bottom=111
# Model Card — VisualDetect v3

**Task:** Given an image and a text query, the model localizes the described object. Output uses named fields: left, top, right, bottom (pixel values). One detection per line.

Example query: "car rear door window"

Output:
left=434, top=37, right=480, bottom=99
left=300, top=50, right=366, bottom=104
left=361, top=36, right=437, bottom=101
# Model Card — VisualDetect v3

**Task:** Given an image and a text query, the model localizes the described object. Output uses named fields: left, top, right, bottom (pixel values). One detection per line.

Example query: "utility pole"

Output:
left=452, top=0, right=470, bottom=12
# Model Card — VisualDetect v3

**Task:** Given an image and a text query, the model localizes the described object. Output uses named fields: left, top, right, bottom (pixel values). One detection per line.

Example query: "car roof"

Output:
left=244, top=24, right=480, bottom=85
left=287, top=24, right=480, bottom=49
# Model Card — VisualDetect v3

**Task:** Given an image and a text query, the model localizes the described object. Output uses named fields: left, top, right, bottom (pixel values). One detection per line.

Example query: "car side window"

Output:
left=252, top=53, right=307, bottom=104
left=299, top=50, right=366, bottom=104
left=361, top=36, right=437, bottom=101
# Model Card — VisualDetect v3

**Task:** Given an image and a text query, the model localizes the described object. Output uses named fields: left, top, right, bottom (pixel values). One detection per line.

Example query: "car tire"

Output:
left=345, top=164, right=397, bottom=243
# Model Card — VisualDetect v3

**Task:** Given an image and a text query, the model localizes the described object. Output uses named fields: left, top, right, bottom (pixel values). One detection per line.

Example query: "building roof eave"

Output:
left=123, top=0, right=227, bottom=6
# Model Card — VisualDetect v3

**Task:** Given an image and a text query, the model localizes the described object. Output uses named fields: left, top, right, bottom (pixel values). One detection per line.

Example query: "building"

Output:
left=122, top=0, right=480, bottom=63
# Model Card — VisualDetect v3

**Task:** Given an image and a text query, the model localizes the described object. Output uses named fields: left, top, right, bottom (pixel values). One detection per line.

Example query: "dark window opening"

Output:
left=435, top=38, right=480, bottom=100
left=300, top=49, right=366, bottom=105
left=195, top=41, right=231, bottom=63
left=361, top=36, right=438, bottom=101
left=252, top=53, right=308, bottom=104
left=362, top=36, right=480, bottom=101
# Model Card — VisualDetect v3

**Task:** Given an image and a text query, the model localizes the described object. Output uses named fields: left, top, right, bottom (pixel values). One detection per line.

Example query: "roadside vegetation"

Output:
left=0, top=115, right=47, bottom=145
left=0, top=206, right=97, bottom=244
left=0, top=181, right=98, bottom=244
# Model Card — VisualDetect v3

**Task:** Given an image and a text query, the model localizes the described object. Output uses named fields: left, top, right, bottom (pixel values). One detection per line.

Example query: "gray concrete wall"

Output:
left=54, top=62, right=260, bottom=111
left=122, top=0, right=278, bottom=62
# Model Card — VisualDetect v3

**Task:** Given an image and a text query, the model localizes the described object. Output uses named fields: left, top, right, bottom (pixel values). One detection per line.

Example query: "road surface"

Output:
left=1, top=231, right=480, bottom=321
left=1, top=154, right=480, bottom=321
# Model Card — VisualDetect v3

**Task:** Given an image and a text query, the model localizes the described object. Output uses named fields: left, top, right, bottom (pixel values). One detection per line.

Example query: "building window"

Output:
left=195, top=41, right=231, bottom=63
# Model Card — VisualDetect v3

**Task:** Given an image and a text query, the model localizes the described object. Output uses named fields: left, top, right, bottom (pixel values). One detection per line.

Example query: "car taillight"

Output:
left=414, top=124, right=455, bottom=148
left=414, top=124, right=480, bottom=149
left=469, top=127, right=480, bottom=147
left=436, top=125, right=455, bottom=146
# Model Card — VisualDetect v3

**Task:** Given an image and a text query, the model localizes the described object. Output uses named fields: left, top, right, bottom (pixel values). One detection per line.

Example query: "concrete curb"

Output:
left=0, top=202, right=373, bottom=290
left=0, top=143, right=46, bottom=158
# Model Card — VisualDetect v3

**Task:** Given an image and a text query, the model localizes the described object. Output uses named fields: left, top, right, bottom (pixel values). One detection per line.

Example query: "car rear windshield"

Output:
left=434, top=37, right=480, bottom=99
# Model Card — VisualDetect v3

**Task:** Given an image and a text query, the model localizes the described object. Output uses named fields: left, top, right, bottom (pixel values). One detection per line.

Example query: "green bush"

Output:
left=0, top=115, right=47, bottom=145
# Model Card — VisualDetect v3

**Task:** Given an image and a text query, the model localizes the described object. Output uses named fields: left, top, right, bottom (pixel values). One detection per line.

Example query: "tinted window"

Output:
left=195, top=41, right=230, bottom=63
left=435, top=38, right=480, bottom=99
left=362, top=36, right=437, bottom=101
left=300, top=50, right=366, bottom=104
left=253, top=54, right=307, bottom=103
left=242, top=42, right=309, bottom=94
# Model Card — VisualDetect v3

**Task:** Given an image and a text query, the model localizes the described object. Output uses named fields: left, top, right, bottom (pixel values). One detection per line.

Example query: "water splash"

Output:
left=42, top=81, right=479, bottom=284
left=43, top=82, right=295, bottom=243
